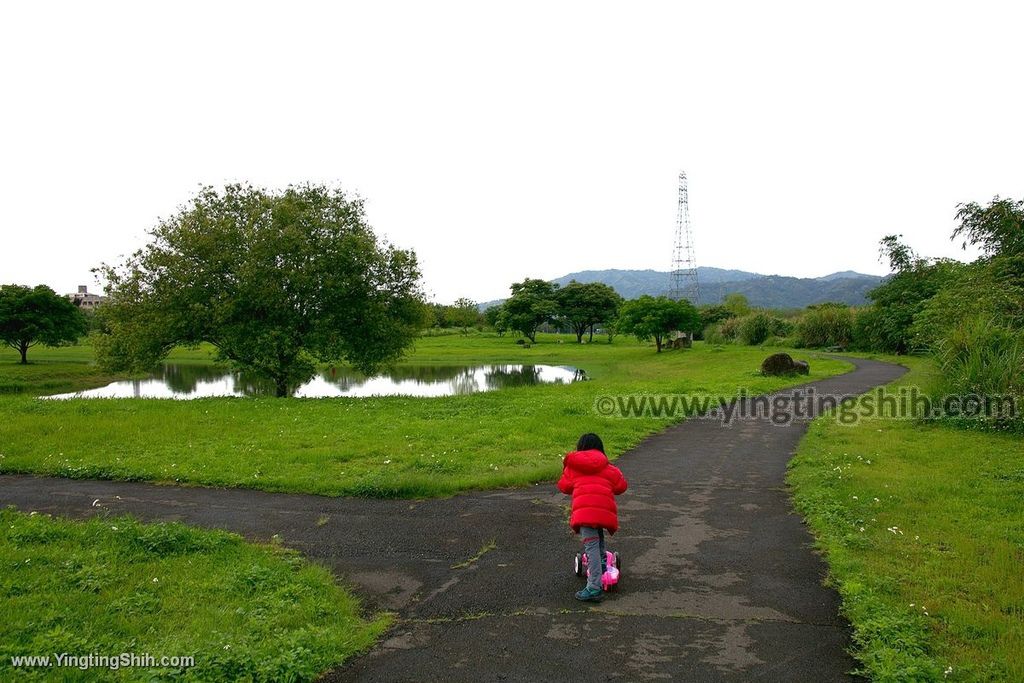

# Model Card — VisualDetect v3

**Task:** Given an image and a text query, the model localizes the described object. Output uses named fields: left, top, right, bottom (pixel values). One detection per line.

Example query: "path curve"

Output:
left=0, top=356, right=905, bottom=681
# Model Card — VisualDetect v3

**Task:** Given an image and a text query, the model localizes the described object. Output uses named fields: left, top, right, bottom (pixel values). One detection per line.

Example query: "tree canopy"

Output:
left=555, top=280, right=622, bottom=343
left=503, top=278, right=559, bottom=342
left=616, top=295, right=700, bottom=352
left=0, top=284, right=87, bottom=364
left=723, top=293, right=751, bottom=317
left=95, top=183, right=425, bottom=396
left=448, top=298, right=480, bottom=333
left=953, top=196, right=1024, bottom=259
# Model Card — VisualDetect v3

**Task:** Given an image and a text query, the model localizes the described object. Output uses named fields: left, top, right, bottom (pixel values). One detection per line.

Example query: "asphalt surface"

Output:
left=0, top=356, right=905, bottom=682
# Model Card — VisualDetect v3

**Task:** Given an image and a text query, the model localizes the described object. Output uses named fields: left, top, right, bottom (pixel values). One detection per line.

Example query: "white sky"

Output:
left=2, top=1, right=1020, bottom=304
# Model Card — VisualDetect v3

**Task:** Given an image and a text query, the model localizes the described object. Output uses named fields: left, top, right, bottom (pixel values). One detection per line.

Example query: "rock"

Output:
left=761, top=353, right=810, bottom=376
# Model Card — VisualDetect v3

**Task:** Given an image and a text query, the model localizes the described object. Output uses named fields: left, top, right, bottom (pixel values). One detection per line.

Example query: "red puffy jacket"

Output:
left=557, top=449, right=628, bottom=533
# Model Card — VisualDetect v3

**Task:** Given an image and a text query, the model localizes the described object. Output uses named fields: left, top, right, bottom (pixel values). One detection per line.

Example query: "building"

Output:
left=67, top=285, right=106, bottom=309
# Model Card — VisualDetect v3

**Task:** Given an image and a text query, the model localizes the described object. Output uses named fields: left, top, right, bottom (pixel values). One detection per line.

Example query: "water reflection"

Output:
left=47, top=363, right=586, bottom=400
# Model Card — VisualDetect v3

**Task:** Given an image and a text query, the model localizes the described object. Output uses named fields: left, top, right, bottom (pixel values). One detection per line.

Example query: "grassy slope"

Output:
left=788, top=354, right=1024, bottom=682
left=0, top=508, right=387, bottom=682
left=0, top=335, right=850, bottom=497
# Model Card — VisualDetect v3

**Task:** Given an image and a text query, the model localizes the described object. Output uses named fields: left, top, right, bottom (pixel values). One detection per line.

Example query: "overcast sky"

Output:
left=2, top=1, right=1021, bottom=304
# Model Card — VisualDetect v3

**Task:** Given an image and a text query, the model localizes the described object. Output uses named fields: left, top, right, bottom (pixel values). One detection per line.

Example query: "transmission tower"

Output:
left=668, top=170, right=700, bottom=304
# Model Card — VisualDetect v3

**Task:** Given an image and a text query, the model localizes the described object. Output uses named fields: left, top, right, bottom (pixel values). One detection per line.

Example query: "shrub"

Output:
left=702, top=324, right=728, bottom=345
left=736, top=313, right=791, bottom=346
left=911, top=255, right=1024, bottom=350
left=719, top=316, right=743, bottom=341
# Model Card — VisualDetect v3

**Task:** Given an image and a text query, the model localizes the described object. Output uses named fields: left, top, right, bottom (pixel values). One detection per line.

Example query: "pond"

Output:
left=46, top=363, right=587, bottom=399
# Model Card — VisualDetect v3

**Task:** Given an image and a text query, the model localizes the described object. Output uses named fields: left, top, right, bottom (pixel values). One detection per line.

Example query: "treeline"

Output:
left=442, top=279, right=703, bottom=352
left=423, top=298, right=481, bottom=333
left=704, top=196, right=1023, bottom=429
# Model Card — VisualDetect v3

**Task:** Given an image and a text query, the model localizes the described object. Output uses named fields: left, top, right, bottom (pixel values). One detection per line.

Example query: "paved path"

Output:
left=0, top=356, right=905, bottom=681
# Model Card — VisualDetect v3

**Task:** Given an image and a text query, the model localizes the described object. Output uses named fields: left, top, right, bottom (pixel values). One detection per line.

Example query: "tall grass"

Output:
left=932, top=316, right=1023, bottom=428
left=795, top=305, right=854, bottom=348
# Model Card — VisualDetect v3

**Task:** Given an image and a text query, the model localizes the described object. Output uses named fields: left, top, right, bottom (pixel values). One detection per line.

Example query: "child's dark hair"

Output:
left=576, top=432, right=605, bottom=453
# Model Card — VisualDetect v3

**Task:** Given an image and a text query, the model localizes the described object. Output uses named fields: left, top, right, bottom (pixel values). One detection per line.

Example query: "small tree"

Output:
left=555, top=281, right=622, bottom=343
left=504, top=278, right=559, bottom=343
left=616, top=295, right=700, bottom=352
left=723, top=293, right=752, bottom=317
left=0, top=284, right=87, bottom=363
left=449, top=297, right=480, bottom=333
left=95, top=183, right=425, bottom=396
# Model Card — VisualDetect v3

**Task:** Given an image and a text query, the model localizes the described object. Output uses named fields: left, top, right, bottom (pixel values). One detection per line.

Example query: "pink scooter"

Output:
left=574, top=549, right=621, bottom=591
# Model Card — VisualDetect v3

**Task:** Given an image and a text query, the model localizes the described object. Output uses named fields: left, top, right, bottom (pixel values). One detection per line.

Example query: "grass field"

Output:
left=788, top=354, right=1024, bottom=682
left=0, top=508, right=386, bottom=682
left=0, top=334, right=850, bottom=497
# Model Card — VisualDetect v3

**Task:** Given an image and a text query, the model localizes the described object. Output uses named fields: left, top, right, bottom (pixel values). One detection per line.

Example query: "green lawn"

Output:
left=788, top=354, right=1024, bottom=682
left=0, top=334, right=850, bottom=497
left=0, top=508, right=387, bottom=682
left=0, top=342, right=125, bottom=395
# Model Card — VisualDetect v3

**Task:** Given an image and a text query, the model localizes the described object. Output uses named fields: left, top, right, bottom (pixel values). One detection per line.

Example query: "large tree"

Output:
left=953, top=196, right=1024, bottom=259
left=95, top=183, right=425, bottom=396
left=0, top=284, right=87, bottom=363
left=555, top=281, right=622, bottom=343
left=616, top=295, right=700, bottom=352
left=858, top=234, right=962, bottom=353
left=503, top=278, right=558, bottom=342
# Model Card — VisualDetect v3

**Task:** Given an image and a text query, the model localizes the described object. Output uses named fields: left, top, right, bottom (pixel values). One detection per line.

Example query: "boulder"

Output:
left=761, top=353, right=810, bottom=376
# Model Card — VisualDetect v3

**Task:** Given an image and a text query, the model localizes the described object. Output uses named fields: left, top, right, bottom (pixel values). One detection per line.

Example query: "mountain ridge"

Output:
left=478, top=267, right=885, bottom=310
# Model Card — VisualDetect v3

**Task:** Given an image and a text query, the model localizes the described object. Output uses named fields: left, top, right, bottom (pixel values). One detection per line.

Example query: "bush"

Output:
left=702, top=324, right=728, bottom=345
left=796, top=305, right=854, bottom=348
left=911, top=255, right=1024, bottom=351
left=852, top=306, right=883, bottom=351
left=736, top=313, right=791, bottom=346
left=719, top=316, right=743, bottom=341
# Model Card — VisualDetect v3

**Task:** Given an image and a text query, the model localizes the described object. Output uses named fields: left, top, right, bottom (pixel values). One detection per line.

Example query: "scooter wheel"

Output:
left=614, top=552, right=621, bottom=571
left=574, top=553, right=584, bottom=577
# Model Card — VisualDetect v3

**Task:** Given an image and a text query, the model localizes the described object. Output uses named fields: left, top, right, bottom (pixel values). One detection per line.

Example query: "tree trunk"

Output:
left=19, top=341, right=29, bottom=364
left=274, top=378, right=289, bottom=397
left=655, top=335, right=663, bottom=353
left=588, top=324, right=594, bottom=343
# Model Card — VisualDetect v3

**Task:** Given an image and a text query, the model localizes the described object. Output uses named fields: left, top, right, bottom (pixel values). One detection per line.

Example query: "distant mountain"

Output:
left=479, top=268, right=884, bottom=310
left=817, top=270, right=875, bottom=281
left=549, top=267, right=761, bottom=297
left=697, top=273, right=884, bottom=309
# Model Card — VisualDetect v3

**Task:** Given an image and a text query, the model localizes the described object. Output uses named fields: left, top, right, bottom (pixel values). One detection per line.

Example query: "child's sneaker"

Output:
left=575, top=586, right=603, bottom=602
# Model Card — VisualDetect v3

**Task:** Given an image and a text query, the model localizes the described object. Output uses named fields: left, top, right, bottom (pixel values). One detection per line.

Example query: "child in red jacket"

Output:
left=557, top=433, right=628, bottom=602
